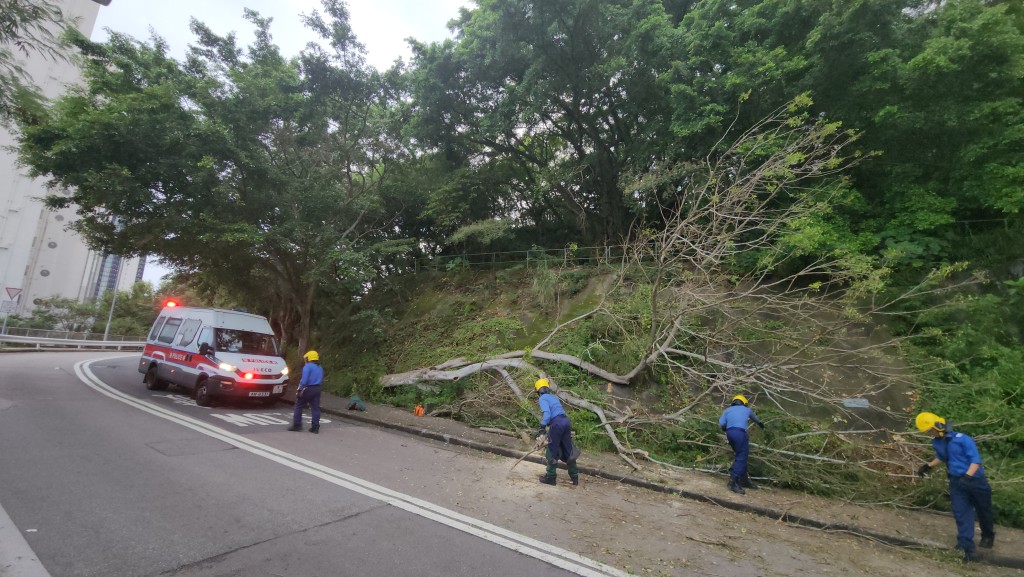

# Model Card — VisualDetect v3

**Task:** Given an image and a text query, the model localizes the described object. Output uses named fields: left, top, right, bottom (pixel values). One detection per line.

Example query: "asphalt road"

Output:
left=0, top=352, right=624, bottom=577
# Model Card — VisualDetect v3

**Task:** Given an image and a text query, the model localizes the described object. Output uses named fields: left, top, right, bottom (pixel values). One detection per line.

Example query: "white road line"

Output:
left=76, top=358, right=632, bottom=577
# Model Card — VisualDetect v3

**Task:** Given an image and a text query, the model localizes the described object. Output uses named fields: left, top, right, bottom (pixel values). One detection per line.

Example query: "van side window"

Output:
left=197, top=327, right=213, bottom=351
left=157, top=318, right=183, bottom=345
left=177, top=319, right=202, bottom=346
left=148, top=317, right=166, bottom=342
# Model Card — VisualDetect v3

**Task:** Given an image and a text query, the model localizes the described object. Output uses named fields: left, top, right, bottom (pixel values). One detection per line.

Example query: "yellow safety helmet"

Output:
left=915, top=412, right=946, bottom=433
left=303, top=350, right=319, bottom=362
left=534, top=378, right=550, bottom=391
left=732, top=394, right=749, bottom=406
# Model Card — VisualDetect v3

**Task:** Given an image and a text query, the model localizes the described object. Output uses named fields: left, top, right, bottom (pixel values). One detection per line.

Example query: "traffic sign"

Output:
left=5, top=287, right=21, bottom=300
left=1, top=300, right=16, bottom=313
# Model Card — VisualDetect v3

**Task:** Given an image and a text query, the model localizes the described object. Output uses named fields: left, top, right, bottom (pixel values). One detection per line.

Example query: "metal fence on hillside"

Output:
left=412, top=244, right=637, bottom=272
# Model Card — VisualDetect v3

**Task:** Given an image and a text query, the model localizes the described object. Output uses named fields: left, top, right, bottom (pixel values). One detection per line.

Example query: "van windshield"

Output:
left=213, top=329, right=280, bottom=356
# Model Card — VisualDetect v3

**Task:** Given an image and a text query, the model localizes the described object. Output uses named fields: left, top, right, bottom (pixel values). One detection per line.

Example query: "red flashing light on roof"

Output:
left=165, top=300, right=178, bottom=308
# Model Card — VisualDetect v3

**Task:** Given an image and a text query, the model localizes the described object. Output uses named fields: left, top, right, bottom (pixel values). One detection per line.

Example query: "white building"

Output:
left=0, top=0, right=141, bottom=318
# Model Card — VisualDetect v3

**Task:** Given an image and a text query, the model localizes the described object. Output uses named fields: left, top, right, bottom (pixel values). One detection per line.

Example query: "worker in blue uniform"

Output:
left=719, top=394, right=764, bottom=495
left=288, top=350, right=324, bottom=433
left=535, top=378, right=580, bottom=486
left=915, top=412, right=995, bottom=562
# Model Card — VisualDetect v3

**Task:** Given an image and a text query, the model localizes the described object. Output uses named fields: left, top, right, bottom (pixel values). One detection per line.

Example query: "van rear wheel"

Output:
left=194, top=381, right=213, bottom=407
left=144, top=366, right=168, bottom=391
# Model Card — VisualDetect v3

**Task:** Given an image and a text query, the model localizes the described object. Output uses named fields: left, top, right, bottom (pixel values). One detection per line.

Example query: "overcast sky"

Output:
left=91, top=1, right=470, bottom=284
left=92, top=0, right=469, bottom=70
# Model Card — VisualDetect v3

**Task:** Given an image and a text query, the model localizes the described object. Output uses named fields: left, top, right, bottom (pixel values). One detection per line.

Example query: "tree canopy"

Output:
left=18, top=2, right=403, bottom=351
left=0, top=0, right=69, bottom=124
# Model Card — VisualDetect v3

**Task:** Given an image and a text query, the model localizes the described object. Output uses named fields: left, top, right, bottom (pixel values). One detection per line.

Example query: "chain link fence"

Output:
left=410, top=244, right=638, bottom=272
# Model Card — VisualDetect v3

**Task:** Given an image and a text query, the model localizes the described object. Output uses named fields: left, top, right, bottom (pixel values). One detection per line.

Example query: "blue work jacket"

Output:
left=719, top=405, right=762, bottom=430
left=538, top=392, right=567, bottom=426
left=933, top=431, right=985, bottom=478
left=299, top=362, right=324, bottom=387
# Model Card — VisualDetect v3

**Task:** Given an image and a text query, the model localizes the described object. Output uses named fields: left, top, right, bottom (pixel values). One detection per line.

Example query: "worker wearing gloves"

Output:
left=915, top=412, right=995, bottom=562
left=719, top=394, right=764, bottom=495
left=535, top=378, right=580, bottom=486
left=288, top=350, right=324, bottom=434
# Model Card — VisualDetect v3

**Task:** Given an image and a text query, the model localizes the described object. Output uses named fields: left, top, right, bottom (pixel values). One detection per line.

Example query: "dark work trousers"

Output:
left=726, top=427, right=750, bottom=483
left=544, top=414, right=579, bottom=480
left=292, top=385, right=322, bottom=428
left=949, top=474, right=995, bottom=553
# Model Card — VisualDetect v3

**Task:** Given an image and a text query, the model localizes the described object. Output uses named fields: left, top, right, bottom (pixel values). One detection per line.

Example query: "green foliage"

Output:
left=8, top=296, right=96, bottom=332
left=449, top=219, right=512, bottom=248
left=558, top=269, right=591, bottom=298
left=16, top=7, right=404, bottom=350
left=322, top=349, right=386, bottom=399
left=0, top=0, right=68, bottom=124
left=409, top=0, right=677, bottom=244
left=530, top=265, right=558, bottom=307
left=895, top=276, right=1024, bottom=526
left=449, top=316, right=525, bottom=358
left=90, top=282, right=157, bottom=337
left=444, top=257, right=468, bottom=272
left=9, top=281, right=161, bottom=337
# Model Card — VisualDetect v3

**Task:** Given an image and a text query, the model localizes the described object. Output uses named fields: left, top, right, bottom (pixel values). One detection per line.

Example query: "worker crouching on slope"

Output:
left=915, top=412, right=995, bottom=562
left=719, top=394, right=764, bottom=495
left=535, top=378, right=580, bottom=486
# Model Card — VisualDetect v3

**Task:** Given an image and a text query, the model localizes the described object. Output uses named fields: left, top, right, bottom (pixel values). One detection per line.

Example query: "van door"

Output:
left=154, top=317, right=183, bottom=382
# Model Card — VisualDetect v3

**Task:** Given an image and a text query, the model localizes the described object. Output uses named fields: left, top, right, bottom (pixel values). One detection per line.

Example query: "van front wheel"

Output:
left=144, top=366, right=168, bottom=391
left=194, top=381, right=213, bottom=407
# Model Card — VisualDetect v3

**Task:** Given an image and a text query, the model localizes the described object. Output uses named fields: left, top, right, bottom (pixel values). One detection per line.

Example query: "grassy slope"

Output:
left=317, top=265, right=1024, bottom=528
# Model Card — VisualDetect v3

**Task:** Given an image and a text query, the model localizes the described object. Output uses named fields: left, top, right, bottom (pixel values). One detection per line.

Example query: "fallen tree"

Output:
left=380, top=99, right=974, bottom=480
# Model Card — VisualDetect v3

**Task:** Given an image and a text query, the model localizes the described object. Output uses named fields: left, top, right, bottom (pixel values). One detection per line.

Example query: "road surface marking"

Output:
left=76, top=357, right=631, bottom=577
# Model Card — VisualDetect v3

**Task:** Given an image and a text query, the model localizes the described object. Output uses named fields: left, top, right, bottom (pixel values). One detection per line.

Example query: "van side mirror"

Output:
left=199, top=343, right=212, bottom=356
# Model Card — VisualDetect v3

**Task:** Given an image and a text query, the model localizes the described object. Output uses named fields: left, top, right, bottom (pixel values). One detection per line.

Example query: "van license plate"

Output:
left=249, top=392, right=270, bottom=397
left=273, top=385, right=284, bottom=393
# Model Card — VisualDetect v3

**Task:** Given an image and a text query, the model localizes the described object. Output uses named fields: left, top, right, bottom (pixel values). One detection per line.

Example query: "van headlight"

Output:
left=281, top=367, right=289, bottom=376
left=218, top=362, right=237, bottom=372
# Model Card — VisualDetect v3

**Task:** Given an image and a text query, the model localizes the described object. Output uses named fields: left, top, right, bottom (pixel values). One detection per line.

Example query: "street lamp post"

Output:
left=102, top=258, right=123, bottom=341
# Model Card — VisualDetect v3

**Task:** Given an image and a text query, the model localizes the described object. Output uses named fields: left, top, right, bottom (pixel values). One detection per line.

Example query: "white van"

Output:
left=138, top=305, right=289, bottom=407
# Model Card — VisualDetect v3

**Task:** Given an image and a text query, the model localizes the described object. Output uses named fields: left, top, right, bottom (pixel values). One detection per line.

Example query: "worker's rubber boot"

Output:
left=308, top=425, right=320, bottom=434
left=538, top=475, right=556, bottom=486
left=287, top=424, right=302, bottom=432
left=570, top=475, right=579, bottom=486
left=740, top=474, right=758, bottom=490
left=979, top=535, right=994, bottom=549
left=727, top=479, right=746, bottom=495
left=962, top=549, right=981, bottom=563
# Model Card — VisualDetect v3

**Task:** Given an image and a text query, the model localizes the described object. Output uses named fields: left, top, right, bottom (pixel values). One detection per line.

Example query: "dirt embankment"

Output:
left=295, top=387, right=1024, bottom=576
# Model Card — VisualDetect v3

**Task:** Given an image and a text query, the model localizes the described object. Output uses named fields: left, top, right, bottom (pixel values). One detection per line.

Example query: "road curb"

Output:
left=292, top=396, right=1024, bottom=570
left=0, top=499, right=52, bottom=577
